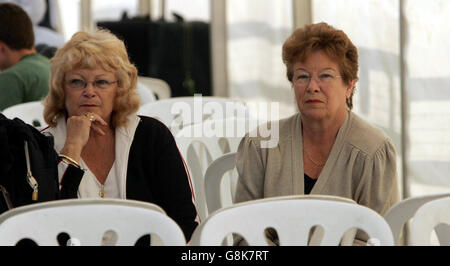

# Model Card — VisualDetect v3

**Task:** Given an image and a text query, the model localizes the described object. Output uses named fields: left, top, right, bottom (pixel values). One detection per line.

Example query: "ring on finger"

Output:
left=85, top=113, right=95, bottom=122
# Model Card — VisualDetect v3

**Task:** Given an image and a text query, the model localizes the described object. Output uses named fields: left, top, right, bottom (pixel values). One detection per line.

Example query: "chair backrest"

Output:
left=138, top=76, right=171, bottom=100
left=175, top=130, right=232, bottom=221
left=384, top=192, right=450, bottom=245
left=174, top=118, right=257, bottom=220
left=2, top=101, right=46, bottom=129
left=190, top=196, right=393, bottom=246
left=204, top=158, right=360, bottom=245
left=204, top=152, right=237, bottom=215
left=138, top=96, right=249, bottom=135
left=137, top=81, right=157, bottom=104
left=0, top=199, right=186, bottom=246
left=410, top=196, right=450, bottom=246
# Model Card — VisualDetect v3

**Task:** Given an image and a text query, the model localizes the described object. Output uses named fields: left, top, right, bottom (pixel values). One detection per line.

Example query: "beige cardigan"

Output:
left=235, top=111, right=399, bottom=217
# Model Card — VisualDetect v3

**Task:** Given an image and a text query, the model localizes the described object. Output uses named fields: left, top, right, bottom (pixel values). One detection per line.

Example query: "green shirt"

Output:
left=0, top=53, right=50, bottom=111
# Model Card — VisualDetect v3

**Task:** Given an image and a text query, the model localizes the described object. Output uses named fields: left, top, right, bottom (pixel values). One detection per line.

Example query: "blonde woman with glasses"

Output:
left=234, top=22, right=399, bottom=245
left=42, top=29, right=199, bottom=244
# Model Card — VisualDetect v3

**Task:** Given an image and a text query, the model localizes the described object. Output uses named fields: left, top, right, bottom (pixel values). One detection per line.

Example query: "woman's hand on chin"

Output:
left=61, top=112, right=108, bottom=161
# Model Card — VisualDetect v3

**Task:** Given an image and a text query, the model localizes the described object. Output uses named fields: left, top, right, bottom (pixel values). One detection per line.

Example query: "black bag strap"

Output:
left=0, top=184, right=13, bottom=210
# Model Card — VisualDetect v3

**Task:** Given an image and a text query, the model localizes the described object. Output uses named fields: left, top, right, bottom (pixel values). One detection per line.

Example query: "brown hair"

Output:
left=43, top=29, right=140, bottom=127
left=0, top=3, right=34, bottom=50
left=282, top=22, right=358, bottom=109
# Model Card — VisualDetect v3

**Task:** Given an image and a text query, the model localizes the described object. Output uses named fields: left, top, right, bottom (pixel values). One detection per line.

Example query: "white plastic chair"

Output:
left=138, top=96, right=249, bottom=135
left=249, top=195, right=360, bottom=246
left=204, top=152, right=238, bottom=215
left=384, top=192, right=450, bottom=245
left=204, top=155, right=359, bottom=245
left=0, top=199, right=186, bottom=246
left=174, top=118, right=257, bottom=221
left=205, top=162, right=361, bottom=245
left=190, top=197, right=394, bottom=246
left=175, top=129, right=233, bottom=221
left=410, top=196, right=450, bottom=246
left=138, top=76, right=171, bottom=100
left=2, top=101, right=46, bottom=129
left=137, top=81, right=157, bottom=104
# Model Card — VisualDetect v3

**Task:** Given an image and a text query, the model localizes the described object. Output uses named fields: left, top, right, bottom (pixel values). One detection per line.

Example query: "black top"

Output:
left=59, top=116, right=199, bottom=241
left=304, top=174, right=317, bottom=195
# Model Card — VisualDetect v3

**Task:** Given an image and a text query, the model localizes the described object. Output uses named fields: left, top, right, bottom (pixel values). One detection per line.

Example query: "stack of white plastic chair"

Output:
left=384, top=192, right=450, bottom=245
left=138, top=96, right=252, bottom=221
left=0, top=199, right=186, bottom=246
left=175, top=117, right=262, bottom=221
left=409, top=196, right=450, bottom=246
left=2, top=101, right=47, bottom=129
left=190, top=195, right=393, bottom=246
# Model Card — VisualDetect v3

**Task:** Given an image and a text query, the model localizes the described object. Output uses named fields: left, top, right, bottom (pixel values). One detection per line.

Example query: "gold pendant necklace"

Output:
left=302, top=133, right=326, bottom=168
left=99, top=184, right=105, bottom=198
left=304, top=148, right=326, bottom=167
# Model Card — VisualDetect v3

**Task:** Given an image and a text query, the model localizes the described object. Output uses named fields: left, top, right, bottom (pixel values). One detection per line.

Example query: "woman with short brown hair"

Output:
left=234, top=22, right=399, bottom=245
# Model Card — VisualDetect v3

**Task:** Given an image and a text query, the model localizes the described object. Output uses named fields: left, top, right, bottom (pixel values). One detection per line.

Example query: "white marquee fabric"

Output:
left=227, top=0, right=296, bottom=120
left=403, top=0, right=450, bottom=195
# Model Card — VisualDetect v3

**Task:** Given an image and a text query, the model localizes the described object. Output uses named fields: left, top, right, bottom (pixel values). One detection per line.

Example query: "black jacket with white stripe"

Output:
left=55, top=116, right=199, bottom=241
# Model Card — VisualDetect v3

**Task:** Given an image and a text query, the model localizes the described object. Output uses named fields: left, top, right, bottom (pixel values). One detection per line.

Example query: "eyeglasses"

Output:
left=293, top=72, right=341, bottom=88
left=65, top=78, right=118, bottom=90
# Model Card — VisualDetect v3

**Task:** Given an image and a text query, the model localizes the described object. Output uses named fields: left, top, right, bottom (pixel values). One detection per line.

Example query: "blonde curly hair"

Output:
left=43, top=29, right=140, bottom=127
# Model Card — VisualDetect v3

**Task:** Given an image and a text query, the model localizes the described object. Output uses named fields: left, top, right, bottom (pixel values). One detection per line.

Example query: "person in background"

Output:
left=234, top=22, right=399, bottom=245
left=41, top=29, right=199, bottom=243
left=0, top=0, right=65, bottom=48
left=0, top=0, right=65, bottom=58
left=0, top=3, right=50, bottom=111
